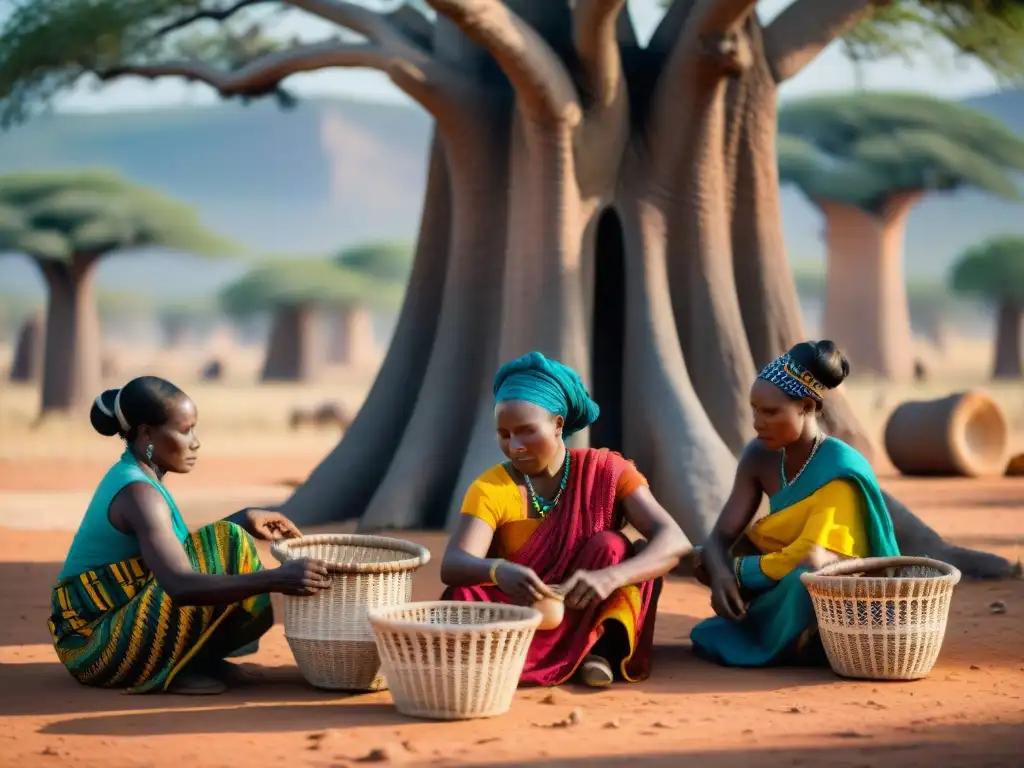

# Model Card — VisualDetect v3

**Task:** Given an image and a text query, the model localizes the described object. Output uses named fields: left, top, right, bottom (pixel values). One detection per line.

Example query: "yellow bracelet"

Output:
left=489, top=559, right=505, bottom=585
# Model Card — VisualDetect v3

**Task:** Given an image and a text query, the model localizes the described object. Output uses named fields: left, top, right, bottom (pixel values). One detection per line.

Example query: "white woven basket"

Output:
left=368, top=601, right=541, bottom=720
left=800, top=556, right=961, bottom=681
left=270, top=534, right=430, bottom=691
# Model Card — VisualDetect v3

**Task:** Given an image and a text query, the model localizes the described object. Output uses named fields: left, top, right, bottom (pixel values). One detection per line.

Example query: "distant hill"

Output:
left=0, top=88, right=1021, bottom=300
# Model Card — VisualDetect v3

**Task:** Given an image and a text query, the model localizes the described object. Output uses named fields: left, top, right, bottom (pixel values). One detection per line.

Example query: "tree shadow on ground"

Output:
left=39, top=700, right=410, bottom=736
left=455, top=722, right=1022, bottom=767
left=0, top=561, right=63, bottom=646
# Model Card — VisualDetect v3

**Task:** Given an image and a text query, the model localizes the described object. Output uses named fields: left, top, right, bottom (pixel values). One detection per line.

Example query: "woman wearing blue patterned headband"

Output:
left=689, top=340, right=899, bottom=668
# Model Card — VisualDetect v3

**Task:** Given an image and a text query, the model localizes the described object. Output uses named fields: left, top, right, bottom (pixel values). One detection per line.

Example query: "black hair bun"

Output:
left=90, top=388, right=123, bottom=437
left=788, top=340, right=850, bottom=389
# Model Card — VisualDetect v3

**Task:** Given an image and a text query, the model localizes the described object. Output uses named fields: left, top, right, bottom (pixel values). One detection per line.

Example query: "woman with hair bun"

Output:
left=689, top=341, right=900, bottom=667
left=49, top=376, right=330, bottom=695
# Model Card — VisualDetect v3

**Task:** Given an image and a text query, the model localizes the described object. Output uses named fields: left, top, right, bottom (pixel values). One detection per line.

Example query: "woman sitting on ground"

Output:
left=49, top=376, right=330, bottom=695
left=689, top=341, right=900, bottom=667
left=440, top=352, right=689, bottom=688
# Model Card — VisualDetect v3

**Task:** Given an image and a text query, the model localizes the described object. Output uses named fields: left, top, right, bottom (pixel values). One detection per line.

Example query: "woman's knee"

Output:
left=576, top=530, right=632, bottom=568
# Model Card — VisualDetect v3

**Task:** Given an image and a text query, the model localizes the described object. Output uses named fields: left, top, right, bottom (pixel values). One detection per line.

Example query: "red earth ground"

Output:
left=1, top=456, right=1021, bottom=768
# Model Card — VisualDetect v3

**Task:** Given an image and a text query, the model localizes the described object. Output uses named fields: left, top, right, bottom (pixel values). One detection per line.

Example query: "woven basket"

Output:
left=270, top=534, right=430, bottom=691
left=368, top=601, right=541, bottom=720
left=800, top=556, right=961, bottom=681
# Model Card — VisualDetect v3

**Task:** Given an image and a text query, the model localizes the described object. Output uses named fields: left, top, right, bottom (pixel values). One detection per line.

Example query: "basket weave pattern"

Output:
left=369, top=601, right=541, bottom=720
left=800, top=556, right=961, bottom=681
left=271, top=534, right=430, bottom=691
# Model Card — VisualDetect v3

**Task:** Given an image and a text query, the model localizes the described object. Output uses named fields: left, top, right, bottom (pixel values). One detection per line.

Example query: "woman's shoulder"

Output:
left=573, top=447, right=637, bottom=469
left=468, top=463, right=518, bottom=493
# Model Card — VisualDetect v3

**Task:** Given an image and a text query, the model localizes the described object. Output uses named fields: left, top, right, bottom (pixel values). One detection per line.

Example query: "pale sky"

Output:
left=55, top=0, right=1001, bottom=114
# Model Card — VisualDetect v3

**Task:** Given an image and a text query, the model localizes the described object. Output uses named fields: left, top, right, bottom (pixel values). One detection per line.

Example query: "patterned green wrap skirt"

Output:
left=48, top=521, right=274, bottom=693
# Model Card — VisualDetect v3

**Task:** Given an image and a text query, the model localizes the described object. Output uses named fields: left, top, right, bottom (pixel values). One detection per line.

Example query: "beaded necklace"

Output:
left=524, top=449, right=571, bottom=518
left=779, top=432, right=824, bottom=489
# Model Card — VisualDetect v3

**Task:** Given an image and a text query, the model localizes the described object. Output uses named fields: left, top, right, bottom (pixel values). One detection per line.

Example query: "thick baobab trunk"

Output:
left=820, top=196, right=919, bottom=382
left=358, top=113, right=513, bottom=531
left=326, top=304, right=377, bottom=368
left=260, top=305, right=323, bottom=382
left=10, top=313, right=43, bottom=382
left=618, top=156, right=738, bottom=545
left=992, top=299, right=1022, bottom=380
left=274, top=0, right=1011, bottom=581
left=36, top=254, right=103, bottom=415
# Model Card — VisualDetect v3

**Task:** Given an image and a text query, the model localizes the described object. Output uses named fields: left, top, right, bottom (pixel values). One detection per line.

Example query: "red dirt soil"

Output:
left=1, top=464, right=1021, bottom=768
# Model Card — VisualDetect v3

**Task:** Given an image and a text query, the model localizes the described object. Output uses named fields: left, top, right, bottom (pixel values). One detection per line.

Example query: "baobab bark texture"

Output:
left=992, top=299, right=1022, bottom=380
left=260, top=305, right=323, bottom=382
left=820, top=196, right=920, bottom=383
left=35, top=254, right=103, bottom=414
left=115, top=0, right=1013, bottom=579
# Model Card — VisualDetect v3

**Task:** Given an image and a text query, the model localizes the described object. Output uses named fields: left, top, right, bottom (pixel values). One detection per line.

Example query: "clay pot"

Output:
left=532, top=596, right=565, bottom=631
left=884, top=391, right=1009, bottom=477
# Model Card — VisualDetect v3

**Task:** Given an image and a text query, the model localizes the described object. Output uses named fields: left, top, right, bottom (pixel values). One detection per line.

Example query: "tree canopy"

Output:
left=335, top=239, right=414, bottom=284
left=950, top=235, right=1024, bottom=304
left=777, top=92, right=1024, bottom=214
left=218, top=256, right=402, bottom=317
left=0, top=169, right=239, bottom=260
left=1, top=1, right=1023, bottom=129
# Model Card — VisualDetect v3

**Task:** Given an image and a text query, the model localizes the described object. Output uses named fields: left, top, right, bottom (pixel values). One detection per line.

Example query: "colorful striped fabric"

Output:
left=48, top=521, right=273, bottom=693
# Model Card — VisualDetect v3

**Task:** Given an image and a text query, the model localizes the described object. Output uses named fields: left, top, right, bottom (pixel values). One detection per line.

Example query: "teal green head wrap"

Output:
left=493, top=351, right=600, bottom=438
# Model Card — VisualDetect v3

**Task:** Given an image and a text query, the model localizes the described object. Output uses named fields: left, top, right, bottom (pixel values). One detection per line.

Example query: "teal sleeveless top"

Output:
left=58, top=449, right=190, bottom=581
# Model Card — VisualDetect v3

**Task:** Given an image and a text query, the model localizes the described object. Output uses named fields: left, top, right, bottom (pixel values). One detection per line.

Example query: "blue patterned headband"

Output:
left=757, top=354, right=826, bottom=402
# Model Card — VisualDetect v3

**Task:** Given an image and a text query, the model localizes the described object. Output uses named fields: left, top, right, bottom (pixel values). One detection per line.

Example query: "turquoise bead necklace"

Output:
left=524, top=449, right=571, bottom=517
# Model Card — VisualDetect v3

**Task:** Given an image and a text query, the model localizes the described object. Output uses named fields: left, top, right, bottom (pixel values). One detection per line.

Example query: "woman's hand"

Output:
left=244, top=509, right=303, bottom=541
left=554, top=569, right=620, bottom=611
left=494, top=562, right=556, bottom=605
left=709, top=570, right=747, bottom=622
left=272, top=557, right=331, bottom=596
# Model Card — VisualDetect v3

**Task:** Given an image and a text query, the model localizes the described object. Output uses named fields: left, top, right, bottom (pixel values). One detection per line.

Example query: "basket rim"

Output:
left=270, top=533, right=431, bottom=573
left=367, top=600, right=543, bottom=634
left=799, top=555, right=962, bottom=587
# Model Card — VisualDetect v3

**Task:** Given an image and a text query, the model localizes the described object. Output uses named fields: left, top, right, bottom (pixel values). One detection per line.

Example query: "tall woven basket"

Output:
left=800, top=556, right=961, bottom=681
left=368, top=601, right=541, bottom=720
left=271, top=534, right=430, bottom=691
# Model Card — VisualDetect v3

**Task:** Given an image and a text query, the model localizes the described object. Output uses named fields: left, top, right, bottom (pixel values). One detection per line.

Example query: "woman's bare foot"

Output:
left=167, top=671, right=227, bottom=696
left=200, top=659, right=261, bottom=687
left=578, top=655, right=613, bottom=688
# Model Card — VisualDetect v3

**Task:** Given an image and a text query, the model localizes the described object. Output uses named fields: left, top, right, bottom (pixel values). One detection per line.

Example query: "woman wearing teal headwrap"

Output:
left=441, top=352, right=688, bottom=688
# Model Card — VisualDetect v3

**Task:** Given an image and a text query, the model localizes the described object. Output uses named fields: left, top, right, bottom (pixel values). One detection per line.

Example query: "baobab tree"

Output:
left=2, top=1, right=1021, bottom=578
left=777, top=93, right=1024, bottom=381
left=0, top=170, right=237, bottom=414
left=950, top=235, right=1024, bottom=380
left=329, top=239, right=413, bottom=364
left=219, top=257, right=398, bottom=380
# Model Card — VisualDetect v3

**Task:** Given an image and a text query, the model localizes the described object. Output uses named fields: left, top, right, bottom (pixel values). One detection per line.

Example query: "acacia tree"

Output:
left=777, top=93, right=1024, bottom=381
left=950, top=235, right=1024, bottom=380
left=0, top=170, right=237, bottom=414
left=220, top=257, right=399, bottom=380
left=3, top=1, right=1021, bottom=578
